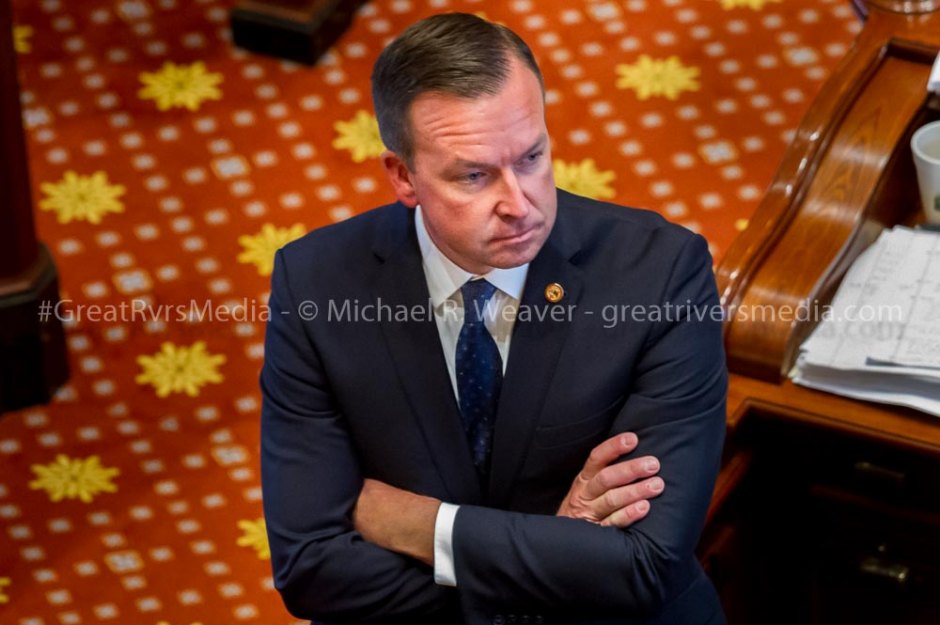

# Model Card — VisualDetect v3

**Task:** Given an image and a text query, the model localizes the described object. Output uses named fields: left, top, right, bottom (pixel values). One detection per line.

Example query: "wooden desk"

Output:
left=701, top=2, right=940, bottom=622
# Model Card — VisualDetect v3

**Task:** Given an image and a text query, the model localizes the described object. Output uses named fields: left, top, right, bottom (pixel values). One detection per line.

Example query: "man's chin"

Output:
left=487, top=246, right=542, bottom=270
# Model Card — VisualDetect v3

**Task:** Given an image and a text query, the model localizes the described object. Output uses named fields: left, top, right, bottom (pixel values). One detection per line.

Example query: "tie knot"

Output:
left=461, top=279, right=497, bottom=324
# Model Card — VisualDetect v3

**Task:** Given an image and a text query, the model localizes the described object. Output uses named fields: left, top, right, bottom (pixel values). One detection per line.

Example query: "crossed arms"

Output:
left=353, top=432, right=663, bottom=566
left=260, top=233, right=727, bottom=623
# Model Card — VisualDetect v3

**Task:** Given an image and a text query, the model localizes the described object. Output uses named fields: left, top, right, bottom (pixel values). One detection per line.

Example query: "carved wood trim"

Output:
left=717, top=4, right=940, bottom=381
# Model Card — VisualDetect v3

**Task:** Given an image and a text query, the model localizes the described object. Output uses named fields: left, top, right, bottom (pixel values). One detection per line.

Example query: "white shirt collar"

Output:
left=415, top=204, right=529, bottom=307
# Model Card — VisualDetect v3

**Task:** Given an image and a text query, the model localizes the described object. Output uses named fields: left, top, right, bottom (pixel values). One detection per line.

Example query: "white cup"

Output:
left=911, top=120, right=940, bottom=224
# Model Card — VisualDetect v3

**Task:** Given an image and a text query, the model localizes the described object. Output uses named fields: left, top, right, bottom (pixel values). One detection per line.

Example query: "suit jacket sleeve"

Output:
left=451, top=233, right=727, bottom=619
left=260, top=248, right=454, bottom=623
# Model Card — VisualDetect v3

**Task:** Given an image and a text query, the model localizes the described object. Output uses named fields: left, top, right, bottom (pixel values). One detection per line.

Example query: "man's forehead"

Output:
left=409, top=97, right=546, bottom=152
left=443, top=133, right=548, bottom=169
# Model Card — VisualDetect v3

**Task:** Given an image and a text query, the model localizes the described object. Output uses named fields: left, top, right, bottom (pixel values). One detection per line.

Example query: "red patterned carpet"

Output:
left=2, top=1, right=859, bottom=623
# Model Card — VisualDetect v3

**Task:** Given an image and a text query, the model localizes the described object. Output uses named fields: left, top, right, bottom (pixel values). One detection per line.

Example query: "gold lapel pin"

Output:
left=544, top=283, right=564, bottom=303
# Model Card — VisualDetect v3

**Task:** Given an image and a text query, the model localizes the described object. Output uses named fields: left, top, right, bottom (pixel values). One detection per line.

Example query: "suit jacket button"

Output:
left=520, top=616, right=530, bottom=624
left=493, top=616, right=504, bottom=625
left=534, top=617, right=544, bottom=624
left=507, top=615, right=517, bottom=624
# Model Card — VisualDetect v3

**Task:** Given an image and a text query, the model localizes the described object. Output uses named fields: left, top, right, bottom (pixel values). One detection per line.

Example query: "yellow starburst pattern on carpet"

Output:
left=0, top=577, right=10, bottom=603
left=719, top=0, right=781, bottom=9
left=29, top=455, right=120, bottom=503
left=237, top=518, right=271, bottom=560
left=136, top=341, right=225, bottom=398
left=138, top=61, right=223, bottom=111
left=14, top=25, right=33, bottom=53
left=39, top=171, right=126, bottom=225
left=333, top=110, right=385, bottom=162
left=238, top=223, right=306, bottom=276
left=615, top=55, right=701, bottom=101
left=553, top=159, right=616, bottom=200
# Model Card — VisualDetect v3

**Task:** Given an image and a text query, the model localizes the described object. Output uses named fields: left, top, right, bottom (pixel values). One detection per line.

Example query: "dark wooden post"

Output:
left=0, top=0, right=68, bottom=413
left=231, top=0, right=368, bottom=65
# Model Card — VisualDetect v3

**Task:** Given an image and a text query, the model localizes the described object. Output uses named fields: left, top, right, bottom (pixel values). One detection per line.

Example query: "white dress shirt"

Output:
left=414, top=205, right=529, bottom=587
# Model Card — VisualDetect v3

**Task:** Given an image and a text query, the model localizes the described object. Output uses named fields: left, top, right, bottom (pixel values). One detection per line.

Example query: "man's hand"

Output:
left=353, top=478, right=441, bottom=566
left=556, top=433, right=663, bottom=528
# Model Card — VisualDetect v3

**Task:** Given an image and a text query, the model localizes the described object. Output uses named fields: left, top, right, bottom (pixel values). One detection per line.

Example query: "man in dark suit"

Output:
left=260, top=13, right=727, bottom=625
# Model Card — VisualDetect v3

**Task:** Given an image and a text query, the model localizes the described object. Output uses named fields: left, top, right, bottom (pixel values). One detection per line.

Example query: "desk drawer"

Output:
left=808, top=485, right=940, bottom=625
left=735, top=414, right=940, bottom=624
left=746, top=416, right=940, bottom=511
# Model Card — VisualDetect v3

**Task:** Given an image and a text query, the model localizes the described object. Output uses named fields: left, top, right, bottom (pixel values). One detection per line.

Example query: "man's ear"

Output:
left=380, top=150, right=418, bottom=208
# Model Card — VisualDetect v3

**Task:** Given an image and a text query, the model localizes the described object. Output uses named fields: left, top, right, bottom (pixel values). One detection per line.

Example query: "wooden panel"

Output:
left=736, top=416, right=940, bottom=624
left=717, top=0, right=940, bottom=381
left=713, top=0, right=940, bottom=452
left=706, top=7, right=940, bottom=621
left=724, top=45, right=935, bottom=379
left=727, top=373, right=940, bottom=455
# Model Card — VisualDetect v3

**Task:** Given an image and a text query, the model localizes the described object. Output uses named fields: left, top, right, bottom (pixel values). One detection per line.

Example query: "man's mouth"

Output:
left=493, top=225, right=537, bottom=244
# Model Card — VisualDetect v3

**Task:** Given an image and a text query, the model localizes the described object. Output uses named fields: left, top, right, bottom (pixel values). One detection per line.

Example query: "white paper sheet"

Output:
left=930, top=51, right=940, bottom=93
left=792, top=227, right=940, bottom=415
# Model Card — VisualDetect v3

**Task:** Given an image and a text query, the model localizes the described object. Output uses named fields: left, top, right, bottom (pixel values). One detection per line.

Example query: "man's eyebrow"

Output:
left=447, top=134, right=548, bottom=172
left=519, top=134, right=548, bottom=158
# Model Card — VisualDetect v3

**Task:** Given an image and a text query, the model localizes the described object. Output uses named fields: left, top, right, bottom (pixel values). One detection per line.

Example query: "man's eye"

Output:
left=464, top=172, right=484, bottom=183
left=524, top=151, right=543, bottom=164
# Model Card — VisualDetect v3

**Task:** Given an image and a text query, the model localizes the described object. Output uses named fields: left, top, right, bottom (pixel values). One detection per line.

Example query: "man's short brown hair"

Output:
left=371, top=12, right=544, bottom=169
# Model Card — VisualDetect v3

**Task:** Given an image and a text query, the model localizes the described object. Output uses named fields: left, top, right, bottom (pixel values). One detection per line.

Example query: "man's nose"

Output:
left=495, top=170, right=529, bottom=218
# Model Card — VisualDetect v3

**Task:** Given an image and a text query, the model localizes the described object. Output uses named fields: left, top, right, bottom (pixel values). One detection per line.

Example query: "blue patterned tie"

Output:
left=456, top=279, right=502, bottom=475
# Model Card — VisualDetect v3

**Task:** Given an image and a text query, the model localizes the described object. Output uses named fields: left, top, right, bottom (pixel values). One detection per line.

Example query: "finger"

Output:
left=579, top=432, right=639, bottom=482
left=582, top=455, right=660, bottom=500
left=591, top=476, right=664, bottom=520
left=599, top=499, right=651, bottom=528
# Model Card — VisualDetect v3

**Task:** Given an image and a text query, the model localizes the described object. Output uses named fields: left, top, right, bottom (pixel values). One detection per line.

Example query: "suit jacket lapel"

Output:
left=487, top=205, right=584, bottom=506
left=371, top=204, right=484, bottom=504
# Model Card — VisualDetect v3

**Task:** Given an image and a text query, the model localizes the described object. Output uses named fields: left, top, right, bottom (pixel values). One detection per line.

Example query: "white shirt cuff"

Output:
left=433, top=502, right=459, bottom=586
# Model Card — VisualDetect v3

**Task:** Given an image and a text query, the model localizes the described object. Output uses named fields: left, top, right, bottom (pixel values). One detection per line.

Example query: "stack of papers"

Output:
left=929, top=51, right=940, bottom=93
left=791, top=226, right=940, bottom=416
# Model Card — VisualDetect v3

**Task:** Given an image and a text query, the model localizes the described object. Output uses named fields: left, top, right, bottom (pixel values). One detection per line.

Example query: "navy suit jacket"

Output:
left=260, top=189, right=728, bottom=625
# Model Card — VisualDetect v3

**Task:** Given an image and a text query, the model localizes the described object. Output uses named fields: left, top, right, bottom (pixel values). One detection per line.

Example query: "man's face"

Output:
left=382, top=56, right=557, bottom=275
